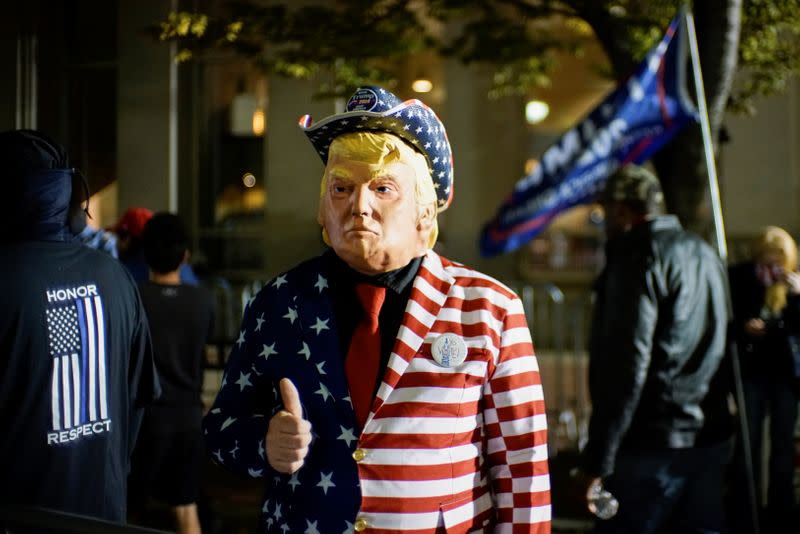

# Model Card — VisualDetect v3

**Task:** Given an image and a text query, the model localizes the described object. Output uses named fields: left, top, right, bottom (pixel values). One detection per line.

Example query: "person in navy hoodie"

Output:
left=0, top=129, right=159, bottom=525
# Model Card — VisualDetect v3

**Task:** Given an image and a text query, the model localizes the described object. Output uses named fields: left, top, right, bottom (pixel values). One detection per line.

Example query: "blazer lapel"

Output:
left=293, top=258, right=353, bottom=415
left=367, top=250, right=455, bottom=423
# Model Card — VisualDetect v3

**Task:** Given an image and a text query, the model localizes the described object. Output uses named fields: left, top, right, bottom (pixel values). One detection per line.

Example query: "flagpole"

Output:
left=684, top=9, right=727, bottom=260
left=684, top=8, right=760, bottom=534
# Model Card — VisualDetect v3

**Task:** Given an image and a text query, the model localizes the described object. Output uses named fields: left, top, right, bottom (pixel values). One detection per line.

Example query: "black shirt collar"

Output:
left=325, top=249, right=423, bottom=295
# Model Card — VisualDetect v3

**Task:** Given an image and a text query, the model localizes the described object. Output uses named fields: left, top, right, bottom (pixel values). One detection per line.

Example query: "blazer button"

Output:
left=352, top=449, right=366, bottom=462
left=354, top=518, right=368, bottom=531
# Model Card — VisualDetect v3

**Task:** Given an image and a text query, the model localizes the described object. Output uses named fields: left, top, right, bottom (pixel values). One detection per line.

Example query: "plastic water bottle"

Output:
left=587, top=480, right=619, bottom=520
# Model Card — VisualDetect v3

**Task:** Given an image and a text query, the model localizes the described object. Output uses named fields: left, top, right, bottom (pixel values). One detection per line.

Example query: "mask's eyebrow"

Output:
left=368, top=170, right=399, bottom=181
left=325, top=165, right=353, bottom=181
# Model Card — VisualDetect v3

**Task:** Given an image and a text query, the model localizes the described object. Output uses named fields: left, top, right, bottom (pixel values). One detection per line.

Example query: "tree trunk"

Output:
left=652, top=0, right=741, bottom=236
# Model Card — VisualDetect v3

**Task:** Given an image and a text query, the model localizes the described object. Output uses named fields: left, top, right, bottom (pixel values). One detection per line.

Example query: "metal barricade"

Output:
left=515, top=281, right=595, bottom=531
left=514, top=282, right=592, bottom=455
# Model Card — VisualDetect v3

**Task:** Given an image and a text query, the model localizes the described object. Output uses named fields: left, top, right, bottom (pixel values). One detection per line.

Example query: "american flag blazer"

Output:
left=203, top=250, right=551, bottom=533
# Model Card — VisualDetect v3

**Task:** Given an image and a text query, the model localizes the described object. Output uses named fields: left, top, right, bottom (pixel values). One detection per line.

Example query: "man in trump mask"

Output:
left=203, top=86, right=551, bottom=533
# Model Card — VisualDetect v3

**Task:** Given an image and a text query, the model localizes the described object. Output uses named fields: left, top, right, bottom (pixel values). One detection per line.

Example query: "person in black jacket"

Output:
left=574, top=164, right=733, bottom=533
left=727, top=225, right=800, bottom=533
left=0, top=129, right=160, bottom=525
left=128, top=212, right=214, bottom=534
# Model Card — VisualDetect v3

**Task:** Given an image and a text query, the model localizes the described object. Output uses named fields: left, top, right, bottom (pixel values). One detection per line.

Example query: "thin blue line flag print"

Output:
left=479, top=12, right=698, bottom=258
left=47, top=294, right=109, bottom=432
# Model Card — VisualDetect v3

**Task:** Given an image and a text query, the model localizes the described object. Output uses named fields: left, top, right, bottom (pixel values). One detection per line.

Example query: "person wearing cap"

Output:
left=111, top=206, right=200, bottom=286
left=0, top=129, right=160, bottom=524
left=203, top=86, right=551, bottom=533
left=573, top=164, right=733, bottom=533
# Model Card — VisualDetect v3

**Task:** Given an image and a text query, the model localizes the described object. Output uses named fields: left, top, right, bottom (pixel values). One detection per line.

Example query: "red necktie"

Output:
left=345, top=283, right=386, bottom=429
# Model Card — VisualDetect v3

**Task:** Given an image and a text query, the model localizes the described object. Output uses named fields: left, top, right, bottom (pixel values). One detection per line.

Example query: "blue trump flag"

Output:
left=480, top=13, right=698, bottom=257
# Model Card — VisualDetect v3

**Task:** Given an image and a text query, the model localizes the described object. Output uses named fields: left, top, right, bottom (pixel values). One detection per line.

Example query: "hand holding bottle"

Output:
left=570, top=468, right=619, bottom=520
left=586, top=478, right=619, bottom=520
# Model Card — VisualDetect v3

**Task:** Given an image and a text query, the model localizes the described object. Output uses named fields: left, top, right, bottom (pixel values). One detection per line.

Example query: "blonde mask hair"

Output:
left=755, top=226, right=798, bottom=313
left=319, top=131, right=438, bottom=249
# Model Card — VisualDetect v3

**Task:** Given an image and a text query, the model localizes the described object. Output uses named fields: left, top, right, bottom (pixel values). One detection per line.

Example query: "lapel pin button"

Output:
left=431, top=333, right=467, bottom=368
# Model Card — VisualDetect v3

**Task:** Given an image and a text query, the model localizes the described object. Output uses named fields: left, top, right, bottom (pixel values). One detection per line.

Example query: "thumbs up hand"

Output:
left=266, top=378, right=312, bottom=474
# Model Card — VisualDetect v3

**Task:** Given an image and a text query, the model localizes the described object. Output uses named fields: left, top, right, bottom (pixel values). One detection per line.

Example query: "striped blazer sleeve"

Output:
left=483, top=293, right=551, bottom=532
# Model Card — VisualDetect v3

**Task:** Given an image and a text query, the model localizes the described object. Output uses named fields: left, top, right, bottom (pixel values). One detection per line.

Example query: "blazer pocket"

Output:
left=439, top=492, right=493, bottom=533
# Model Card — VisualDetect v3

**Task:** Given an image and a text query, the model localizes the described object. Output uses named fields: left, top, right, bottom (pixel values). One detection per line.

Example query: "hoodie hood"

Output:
left=0, top=129, right=76, bottom=243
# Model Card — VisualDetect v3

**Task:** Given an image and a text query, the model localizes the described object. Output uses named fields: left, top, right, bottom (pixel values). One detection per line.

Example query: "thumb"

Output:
left=279, top=378, right=303, bottom=418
